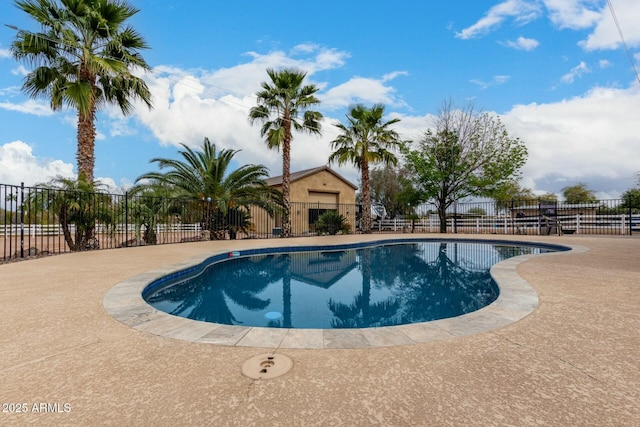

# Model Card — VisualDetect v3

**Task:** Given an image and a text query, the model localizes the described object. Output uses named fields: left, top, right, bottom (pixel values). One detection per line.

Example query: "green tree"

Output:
left=370, top=165, right=420, bottom=218
left=11, top=0, right=153, bottom=182
left=249, top=68, right=323, bottom=238
left=403, top=101, right=527, bottom=233
left=328, top=104, right=402, bottom=233
left=489, top=179, right=536, bottom=212
left=29, top=176, right=113, bottom=251
left=561, top=183, right=597, bottom=203
left=620, top=188, right=640, bottom=213
left=126, top=182, right=177, bottom=245
left=135, top=137, right=282, bottom=239
left=539, top=192, right=558, bottom=201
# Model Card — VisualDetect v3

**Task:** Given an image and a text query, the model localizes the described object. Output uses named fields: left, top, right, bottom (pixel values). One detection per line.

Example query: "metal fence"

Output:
left=1, top=182, right=638, bottom=262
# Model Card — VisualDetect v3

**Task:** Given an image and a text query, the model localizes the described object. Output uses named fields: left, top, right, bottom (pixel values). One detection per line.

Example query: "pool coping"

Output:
left=103, top=238, right=588, bottom=349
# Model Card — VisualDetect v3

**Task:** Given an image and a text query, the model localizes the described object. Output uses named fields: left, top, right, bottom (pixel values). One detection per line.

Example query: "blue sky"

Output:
left=1, top=0, right=639, bottom=199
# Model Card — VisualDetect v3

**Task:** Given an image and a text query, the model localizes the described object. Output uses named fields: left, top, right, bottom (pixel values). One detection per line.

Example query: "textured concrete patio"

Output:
left=1, top=234, right=639, bottom=426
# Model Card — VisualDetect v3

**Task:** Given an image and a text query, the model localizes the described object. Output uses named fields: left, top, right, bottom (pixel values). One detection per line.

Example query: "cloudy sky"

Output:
left=1, top=0, right=639, bottom=199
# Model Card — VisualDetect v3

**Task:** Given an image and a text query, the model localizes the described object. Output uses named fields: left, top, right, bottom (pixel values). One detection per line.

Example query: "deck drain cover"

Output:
left=242, top=353, right=293, bottom=380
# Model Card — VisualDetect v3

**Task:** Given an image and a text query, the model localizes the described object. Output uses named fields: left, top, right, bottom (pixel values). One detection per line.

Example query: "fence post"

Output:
left=125, top=191, right=129, bottom=246
left=20, top=182, right=25, bottom=258
left=629, top=194, right=633, bottom=236
left=453, top=203, right=457, bottom=234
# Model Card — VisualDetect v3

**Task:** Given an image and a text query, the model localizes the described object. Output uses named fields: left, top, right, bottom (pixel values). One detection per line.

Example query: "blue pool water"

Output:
left=143, top=240, right=561, bottom=329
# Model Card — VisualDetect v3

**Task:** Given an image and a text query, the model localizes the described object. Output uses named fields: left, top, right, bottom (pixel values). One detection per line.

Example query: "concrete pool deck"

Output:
left=1, top=234, right=639, bottom=425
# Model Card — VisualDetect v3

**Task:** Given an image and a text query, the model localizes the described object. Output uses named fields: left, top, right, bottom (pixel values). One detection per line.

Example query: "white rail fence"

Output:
left=2, top=214, right=639, bottom=237
left=1, top=223, right=203, bottom=237
left=372, top=214, right=640, bottom=235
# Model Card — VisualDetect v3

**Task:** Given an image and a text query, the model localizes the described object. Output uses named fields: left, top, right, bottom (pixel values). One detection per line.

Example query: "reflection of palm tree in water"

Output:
left=408, top=243, right=497, bottom=321
left=358, top=242, right=499, bottom=324
left=281, top=254, right=292, bottom=328
left=328, top=247, right=400, bottom=328
left=254, top=254, right=292, bottom=328
left=146, top=256, right=282, bottom=324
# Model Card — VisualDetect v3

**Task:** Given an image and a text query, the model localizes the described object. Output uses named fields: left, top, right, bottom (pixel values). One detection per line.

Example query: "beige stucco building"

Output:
left=251, top=166, right=358, bottom=237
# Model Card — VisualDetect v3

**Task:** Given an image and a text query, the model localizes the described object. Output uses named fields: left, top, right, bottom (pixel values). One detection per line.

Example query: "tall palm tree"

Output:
left=328, top=104, right=402, bottom=233
left=11, top=0, right=153, bottom=182
left=135, top=137, right=282, bottom=239
left=248, top=68, right=323, bottom=238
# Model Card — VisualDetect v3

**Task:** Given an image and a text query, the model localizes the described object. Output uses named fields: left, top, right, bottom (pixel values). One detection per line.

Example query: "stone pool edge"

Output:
left=102, top=239, right=588, bottom=349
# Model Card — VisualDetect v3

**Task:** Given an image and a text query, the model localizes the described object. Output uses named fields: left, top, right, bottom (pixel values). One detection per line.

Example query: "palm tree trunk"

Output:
left=77, top=110, right=96, bottom=183
left=281, top=115, right=292, bottom=238
left=361, top=160, right=372, bottom=233
left=59, top=205, right=76, bottom=251
left=77, top=66, right=97, bottom=183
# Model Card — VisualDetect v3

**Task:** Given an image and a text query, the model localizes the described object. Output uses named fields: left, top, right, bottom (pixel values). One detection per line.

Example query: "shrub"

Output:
left=316, top=211, right=350, bottom=235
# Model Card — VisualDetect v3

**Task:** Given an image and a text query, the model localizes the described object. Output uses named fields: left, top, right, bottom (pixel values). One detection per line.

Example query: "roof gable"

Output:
left=265, top=165, right=357, bottom=190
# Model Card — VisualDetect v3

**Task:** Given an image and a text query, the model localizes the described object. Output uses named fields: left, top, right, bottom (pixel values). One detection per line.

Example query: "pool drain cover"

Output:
left=242, top=353, right=293, bottom=380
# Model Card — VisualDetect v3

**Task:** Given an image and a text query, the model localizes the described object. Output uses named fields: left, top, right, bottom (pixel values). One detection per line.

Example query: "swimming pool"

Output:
left=143, top=239, right=563, bottom=329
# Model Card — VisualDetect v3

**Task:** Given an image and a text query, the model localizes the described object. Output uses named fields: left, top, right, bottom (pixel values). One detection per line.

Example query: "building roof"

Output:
left=265, top=165, right=358, bottom=190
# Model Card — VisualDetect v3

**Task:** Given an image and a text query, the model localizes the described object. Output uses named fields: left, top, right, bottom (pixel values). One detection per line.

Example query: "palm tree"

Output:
left=11, top=0, right=153, bottom=182
left=126, top=182, right=176, bottom=245
left=328, top=104, right=402, bottom=233
left=248, top=68, right=323, bottom=238
left=29, top=176, right=113, bottom=251
left=135, top=137, right=282, bottom=239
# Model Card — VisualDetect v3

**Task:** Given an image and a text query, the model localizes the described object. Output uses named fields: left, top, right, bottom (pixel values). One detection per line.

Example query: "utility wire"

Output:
left=606, top=0, right=640, bottom=85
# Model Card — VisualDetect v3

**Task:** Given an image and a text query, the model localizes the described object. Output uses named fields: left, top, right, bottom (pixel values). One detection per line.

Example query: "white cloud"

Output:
left=561, top=61, right=590, bottom=83
left=103, top=104, right=139, bottom=138
left=599, top=59, right=612, bottom=68
left=382, top=71, right=409, bottom=82
left=11, top=65, right=29, bottom=76
left=458, top=0, right=639, bottom=54
left=197, top=46, right=349, bottom=99
left=0, top=141, right=75, bottom=186
left=0, top=47, right=10, bottom=58
left=0, top=99, right=54, bottom=116
left=94, top=176, right=134, bottom=194
left=290, top=43, right=318, bottom=54
left=0, top=86, right=21, bottom=97
left=470, top=75, right=511, bottom=89
left=580, top=0, right=640, bottom=50
left=501, top=83, right=640, bottom=194
left=320, top=75, right=407, bottom=110
left=456, top=0, right=542, bottom=39
left=501, top=36, right=540, bottom=50
left=543, top=0, right=601, bottom=30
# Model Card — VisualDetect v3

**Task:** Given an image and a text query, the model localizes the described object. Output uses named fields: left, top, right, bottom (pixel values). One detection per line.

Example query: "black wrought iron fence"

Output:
left=2, top=182, right=638, bottom=262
